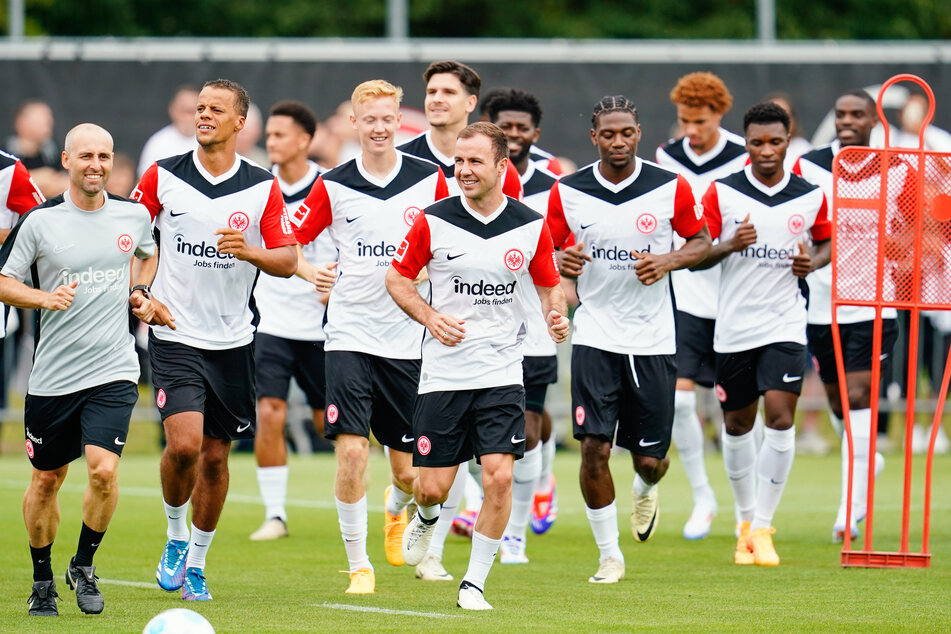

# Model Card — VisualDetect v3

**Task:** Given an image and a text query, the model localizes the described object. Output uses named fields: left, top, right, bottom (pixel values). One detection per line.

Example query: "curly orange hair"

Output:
left=669, top=72, right=733, bottom=115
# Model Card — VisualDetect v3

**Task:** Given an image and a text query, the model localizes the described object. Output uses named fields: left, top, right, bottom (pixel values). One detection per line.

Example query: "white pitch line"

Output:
left=100, top=579, right=160, bottom=589
left=318, top=602, right=462, bottom=618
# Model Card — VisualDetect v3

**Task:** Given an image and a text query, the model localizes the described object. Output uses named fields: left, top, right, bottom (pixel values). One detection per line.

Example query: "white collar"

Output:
left=592, top=158, right=642, bottom=193
left=683, top=128, right=729, bottom=166
left=460, top=195, right=507, bottom=225
left=744, top=163, right=790, bottom=196
left=356, top=151, right=403, bottom=188
left=192, top=150, right=241, bottom=185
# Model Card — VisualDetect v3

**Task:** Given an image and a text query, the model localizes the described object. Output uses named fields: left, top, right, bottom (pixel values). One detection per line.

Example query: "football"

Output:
left=143, top=608, right=215, bottom=634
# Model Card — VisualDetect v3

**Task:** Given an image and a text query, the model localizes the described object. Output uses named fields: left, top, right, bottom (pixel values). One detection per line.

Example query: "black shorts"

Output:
left=715, top=342, right=807, bottom=411
left=24, top=380, right=138, bottom=471
left=323, top=350, right=418, bottom=452
left=807, top=320, right=899, bottom=384
left=149, top=333, right=256, bottom=441
left=255, top=333, right=326, bottom=409
left=412, top=384, right=526, bottom=468
left=570, top=345, right=676, bottom=458
left=523, top=355, right=557, bottom=414
left=674, top=310, right=716, bottom=387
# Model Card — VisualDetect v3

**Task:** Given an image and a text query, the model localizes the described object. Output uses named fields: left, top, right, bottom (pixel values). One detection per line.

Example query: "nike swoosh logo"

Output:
left=53, top=244, right=75, bottom=254
left=114, top=437, right=125, bottom=446
left=511, top=436, right=526, bottom=444
left=195, top=543, right=208, bottom=547
left=639, top=439, right=661, bottom=447
left=401, top=435, right=414, bottom=443
left=636, top=507, right=657, bottom=542
left=880, top=353, right=889, bottom=360
left=37, top=559, right=46, bottom=564
left=345, top=216, right=360, bottom=223
left=769, top=478, right=785, bottom=485
left=236, top=422, right=252, bottom=433
left=580, top=223, right=595, bottom=230
left=169, top=211, right=188, bottom=217
left=733, top=219, right=744, bottom=224
left=446, top=253, right=465, bottom=260
left=782, top=373, right=801, bottom=383
left=91, top=542, right=100, bottom=547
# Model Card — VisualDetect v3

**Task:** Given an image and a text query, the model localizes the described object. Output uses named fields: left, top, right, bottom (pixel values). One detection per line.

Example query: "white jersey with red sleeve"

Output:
left=520, top=162, right=559, bottom=357
left=547, top=159, right=704, bottom=355
left=254, top=161, right=337, bottom=341
left=529, top=145, right=563, bottom=176
left=393, top=196, right=560, bottom=394
left=655, top=129, right=748, bottom=320
left=704, top=165, right=829, bottom=353
left=132, top=151, right=297, bottom=350
left=292, top=151, right=448, bottom=359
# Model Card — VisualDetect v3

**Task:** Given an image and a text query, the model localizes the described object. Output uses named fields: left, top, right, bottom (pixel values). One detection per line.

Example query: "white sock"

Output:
left=837, top=428, right=850, bottom=527
left=185, top=524, right=215, bottom=570
left=385, top=485, right=414, bottom=517
left=848, top=409, right=873, bottom=518
left=336, top=496, right=371, bottom=572
left=722, top=427, right=757, bottom=524
left=633, top=472, right=655, bottom=496
left=505, top=445, right=541, bottom=541
left=463, top=461, right=483, bottom=513
left=752, top=426, right=796, bottom=531
left=672, top=390, right=714, bottom=503
left=585, top=502, right=623, bottom=562
left=417, top=503, right=441, bottom=521
left=536, top=439, right=556, bottom=494
left=256, top=466, right=289, bottom=521
left=463, top=531, right=501, bottom=592
left=428, top=467, right=466, bottom=559
left=164, top=500, right=189, bottom=542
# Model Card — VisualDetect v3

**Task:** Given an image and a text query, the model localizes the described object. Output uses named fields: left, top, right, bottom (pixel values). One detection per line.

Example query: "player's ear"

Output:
left=234, top=116, right=246, bottom=133
left=589, top=128, right=597, bottom=146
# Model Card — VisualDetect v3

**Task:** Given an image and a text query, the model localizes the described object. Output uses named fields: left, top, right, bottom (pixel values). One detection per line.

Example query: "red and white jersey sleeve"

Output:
left=131, top=151, right=296, bottom=350
left=396, top=196, right=558, bottom=394
left=0, top=151, right=44, bottom=229
left=551, top=158, right=693, bottom=355
left=711, top=166, right=826, bottom=353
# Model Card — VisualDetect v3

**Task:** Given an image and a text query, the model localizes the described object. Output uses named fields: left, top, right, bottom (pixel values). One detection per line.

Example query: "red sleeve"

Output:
left=502, top=161, right=523, bottom=200
left=292, top=175, right=333, bottom=245
left=545, top=157, right=563, bottom=176
left=791, top=157, right=803, bottom=177
left=130, top=163, right=163, bottom=219
left=670, top=174, right=704, bottom=238
left=5, top=161, right=44, bottom=214
left=700, top=183, right=722, bottom=240
left=546, top=181, right=573, bottom=248
left=434, top=169, right=450, bottom=201
left=392, top=212, right=432, bottom=278
left=260, top=178, right=297, bottom=248
left=528, top=222, right=561, bottom=287
left=895, top=162, right=919, bottom=225
left=810, top=192, right=831, bottom=241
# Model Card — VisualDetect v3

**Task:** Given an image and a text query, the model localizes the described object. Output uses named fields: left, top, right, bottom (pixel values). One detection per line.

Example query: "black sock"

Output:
left=30, top=543, right=53, bottom=582
left=74, top=523, right=105, bottom=568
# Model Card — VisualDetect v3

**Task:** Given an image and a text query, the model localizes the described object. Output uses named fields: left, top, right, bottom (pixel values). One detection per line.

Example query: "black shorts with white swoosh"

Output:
left=715, top=342, right=807, bottom=411
left=24, top=380, right=137, bottom=470
left=807, top=319, right=898, bottom=384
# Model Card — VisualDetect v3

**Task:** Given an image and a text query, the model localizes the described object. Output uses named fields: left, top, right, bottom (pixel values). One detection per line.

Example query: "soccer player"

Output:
left=132, top=79, right=298, bottom=601
left=479, top=88, right=563, bottom=175
left=548, top=96, right=712, bottom=584
left=484, top=88, right=561, bottom=561
left=293, top=80, right=449, bottom=594
left=387, top=122, right=568, bottom=610
left=793, top=90, right=912, bottom=541
left=1, top=124, right=157, bottom=616
left=654, top=72, right=749, bottom=540
left=249, top=100, right=337, bottom=541
left=697, top=102, right=831, bottom=566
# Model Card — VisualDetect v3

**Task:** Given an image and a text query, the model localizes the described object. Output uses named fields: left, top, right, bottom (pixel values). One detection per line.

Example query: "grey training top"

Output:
left=0, top=192, right=155, bottom=396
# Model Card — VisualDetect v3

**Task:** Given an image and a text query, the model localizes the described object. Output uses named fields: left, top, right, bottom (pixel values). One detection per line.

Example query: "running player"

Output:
left=479, top=88, right=563, bottom=175
left=1, top=124, right=157, bottom=616
left=484, top=88, right=560, bottom=562
left=132, top=79, right=298, bottom=601
left=793, top=90, right=912, bottom=541
left=548, top=96, right=712, bottom=584
left=249, top=100, right=337, bottom=541
left=293, top=80, right=449, bottom=594
left=654, top=72, right=748, bottom=540
left=387, top=122, right=568, bottom=610
left=697, top=102, right=831, bottom=566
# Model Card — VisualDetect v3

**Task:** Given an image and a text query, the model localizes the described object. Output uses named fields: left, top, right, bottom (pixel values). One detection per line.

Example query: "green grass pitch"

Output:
left=1, top=439, right=950, bottom=631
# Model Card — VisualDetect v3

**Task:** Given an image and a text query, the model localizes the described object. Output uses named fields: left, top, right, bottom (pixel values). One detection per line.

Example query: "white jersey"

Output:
left=133, top=151, right=297, bottom=350
left=548, top=159, right=705, bottom=356
left=293, top=152, right=448, bottom=359
left=655, top=128, right=748, bottom=319
left=703, top=166, right=830, bottom=353
left=254, top=162, right=337, bottom=341
left=137, top=124, right=198, bottom=177
left=520, top=162, right=559, bottom=357
left=529, top=144, right=564, bottom=175
left=392, top=196, right=561, bottom=394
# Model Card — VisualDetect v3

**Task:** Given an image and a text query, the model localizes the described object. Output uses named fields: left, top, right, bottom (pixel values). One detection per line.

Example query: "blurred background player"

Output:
left=654, top=72, right=747, bottom=540
left=236, top=102, right=270, bottom=166
left=765, top=92, right=813, bottom=170
left=549, top=96, right=712, bottom=584
left=697, top=102, right=830, bottom=566
left=4, top=100, right=67, bottom=198
left=249, top=100, right=337, bottom=541
left=484, top=88, right=560, bottom=563
left=293, top=80, right=448, bottom=594
left=137, top=85, right=199, bottom=177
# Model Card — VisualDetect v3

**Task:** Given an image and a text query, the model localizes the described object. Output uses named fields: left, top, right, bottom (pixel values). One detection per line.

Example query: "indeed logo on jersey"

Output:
left=175, top=233, right=236, bottom=270
left=452, top=275, right=517, bottom=306
left=62, top=265, right=127, bottom=294
left=356, top=239, right=398, bottom=268
left=739, top=244, right=794, bottom=269
left=590, top=243, right=651, bottom=271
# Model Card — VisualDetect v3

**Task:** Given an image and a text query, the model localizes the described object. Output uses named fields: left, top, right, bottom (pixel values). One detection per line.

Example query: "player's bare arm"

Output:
left=557, top=242, right=592, bottom=278
left=130, top=250, right=176, bottom=329
left=635, top=224, right=713, bottom=284
left=293, top=244, right=338, bottom=294
left=215, top=227, right=297, bottom=277
left=385, top=265, right=466, bottom=347
left=692, top=215, right=757, bottom=270
left=535, top=282, right=570, bottom=343
left=791, top=238, right=830, bottom=278
left=0, top=274, right=77, bottom=311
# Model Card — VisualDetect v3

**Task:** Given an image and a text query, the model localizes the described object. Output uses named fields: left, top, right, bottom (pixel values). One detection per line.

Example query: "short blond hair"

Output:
left=351, top=80, right=403, bottom=110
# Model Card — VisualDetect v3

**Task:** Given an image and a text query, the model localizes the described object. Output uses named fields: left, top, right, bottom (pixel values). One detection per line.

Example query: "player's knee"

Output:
left=392, top=466, right=416, bottom=491
left=846, top=385, right=871, bottom=410
left=164, top=442, right=199, bottom=469
left=634, top=455, right=668, bottom=484
left=335, top=440, right=368, bottom=474
left=765, top=412, right=794, bottom=431
left=579, top=437, right=610, bottom=472
left=481, top=462, right=513, bottom=495
left=29, top=469, right=63, bottom=500
left=524, top=411, right=543, bottom=446
left=86, top=462, right=118, bottom=497
left=415, top=479, right=447, bottom=506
